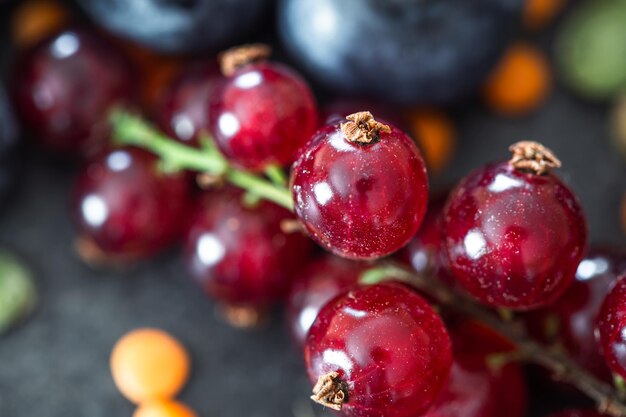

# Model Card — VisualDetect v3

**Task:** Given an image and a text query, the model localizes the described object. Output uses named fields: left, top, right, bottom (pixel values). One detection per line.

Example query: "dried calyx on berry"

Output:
left=219, top=43, right=272, bottom=77
left=508, top=140, right=561, bottom=175
left=340, top=111, right=391, bottom=144
left=310, top=371, right=349, bottom=411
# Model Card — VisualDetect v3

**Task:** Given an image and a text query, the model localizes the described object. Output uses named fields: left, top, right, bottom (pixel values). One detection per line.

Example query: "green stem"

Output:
left=265, top=164, right=288, bottom=186
left=110, top=110, right=293, bottom=211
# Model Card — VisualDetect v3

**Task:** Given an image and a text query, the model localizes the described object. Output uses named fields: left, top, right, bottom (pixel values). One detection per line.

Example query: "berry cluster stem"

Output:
left=362, top=265, right=626, bottom=417
left=110, top=110, right=293, bottom=211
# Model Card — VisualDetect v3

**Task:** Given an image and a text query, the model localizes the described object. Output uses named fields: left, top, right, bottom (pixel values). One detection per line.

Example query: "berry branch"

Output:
left=362, top=264, right=626, bottom=417
left=110, top=110, right=294, bottom=211
left=110, top=110, right=626, bottom=417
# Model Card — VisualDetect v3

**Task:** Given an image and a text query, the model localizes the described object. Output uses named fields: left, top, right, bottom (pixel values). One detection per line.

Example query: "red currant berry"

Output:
left=72, top=147, right=191, bottom=262
left=442, top=141, right=587, bottom=309
left=596, top=274, right=626, bottom=380
left=157, top=61, right=221, bottom=147
left=184, top=189, right=313, bottom=310
left=525, top=248, right=626, bottom=380
left=12, top=27, right=135, bottom=156
left=425, top=320, right=527, bottom=417
left=286, top=255, right=367, bottom=346
left=399, top=191, right=449, bottom=277
left=208, top=45, right=317, bottom=170
left=547, top=411, right=606, bottom=417
left=305, top=282, right=451, bottom=417
left=291, top=111, right=428, bottom=259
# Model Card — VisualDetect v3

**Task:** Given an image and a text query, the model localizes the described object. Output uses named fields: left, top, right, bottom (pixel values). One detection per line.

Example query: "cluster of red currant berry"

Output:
left=10, top=25, right=626, bottom=417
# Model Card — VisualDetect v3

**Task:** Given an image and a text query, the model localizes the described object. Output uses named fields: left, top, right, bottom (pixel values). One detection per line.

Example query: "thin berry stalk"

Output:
left=110, top=110, right=293, bottom=210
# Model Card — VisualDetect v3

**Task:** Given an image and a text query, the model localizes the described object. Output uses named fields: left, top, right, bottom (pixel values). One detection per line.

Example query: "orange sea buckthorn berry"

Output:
left=405, top=108, right=456, bottom=176
left=133, top=400, right=198, bottom=417
left=110, top=328, right=190, bottom=404
left=483, top=42, right=551, bottom=116
left=11, top=0, right=70, bottom=49
left=524, top=0, right=567, bottom=31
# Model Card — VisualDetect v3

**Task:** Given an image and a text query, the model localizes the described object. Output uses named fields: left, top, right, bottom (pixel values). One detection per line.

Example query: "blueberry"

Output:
left=77, top=0, right=271, bottom=54
left=278, top=0, right=523, bottom=104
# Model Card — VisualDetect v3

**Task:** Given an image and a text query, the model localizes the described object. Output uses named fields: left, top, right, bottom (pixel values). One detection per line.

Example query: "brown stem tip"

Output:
left=341, top=111, right=391, bottom=144
left=508, top=141, right=561, bottom=175
left=310, top=371, right=349, bottom=411
left=219, top=43, right=271, bottom=77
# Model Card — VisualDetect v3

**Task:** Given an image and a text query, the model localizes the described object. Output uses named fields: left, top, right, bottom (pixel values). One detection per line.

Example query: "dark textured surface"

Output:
left=1, top=5, right=626, bottom=417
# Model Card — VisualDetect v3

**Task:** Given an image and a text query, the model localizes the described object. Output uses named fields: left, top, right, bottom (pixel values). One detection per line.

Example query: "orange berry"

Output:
left=405, top=109, right=456, bottom=176
left=110, top=328, right=190, bottom=404
left=11, top=0, right=69, bottom=49
left=483, top=43, right=551, bottom=116
left=524, top=0, right=567, bottom=31
left=133, top=400, right=198, bottom=417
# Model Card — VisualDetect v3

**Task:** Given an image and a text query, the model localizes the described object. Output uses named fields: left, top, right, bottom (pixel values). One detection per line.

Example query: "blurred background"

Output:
left=0, top=0, right=625, bottom=416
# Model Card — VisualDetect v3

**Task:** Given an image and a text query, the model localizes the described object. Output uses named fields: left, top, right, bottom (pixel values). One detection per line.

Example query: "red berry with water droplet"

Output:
left=596, top=274, right=626, bottom=380
left=305, top=282, right=451, bottom=417
left=291, top=111, right=428, bottom=259
left=184, top=189, right=312, bottom=309
left=286, top=255, right=367, bottom=346
left=442, top=141, right=587, bottom=309
left=209, top=44, right=318, bottom=170
left=12, top=27, right=135, bottom=156
left=525, top=248, right=625, bottom=380
left=157, top=61, right=221, bottom=147
left=425, top=320, right=527, bottom=417
left=72, top=147, right=191, bottom=262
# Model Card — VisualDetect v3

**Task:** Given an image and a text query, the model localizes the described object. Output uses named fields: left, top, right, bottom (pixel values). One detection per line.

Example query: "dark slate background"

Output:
left=0, top=3, right=625, bottom=417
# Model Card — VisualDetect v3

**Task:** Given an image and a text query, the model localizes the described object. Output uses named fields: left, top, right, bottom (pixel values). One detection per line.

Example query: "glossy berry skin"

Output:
left=12, top=28, right=135, bottom=156
left=209, top=62, right=318, bottom=170
left=400, top=192, right=449, bottom=278
left=157, top=62, right=221, bottom=147
left=286, top=256, right=367, bottom=346
left=72, top=147, right=191, bottom=260
left=0, top=84, right=20, bottom=206
left=525, top=248, right=626, bottom=380
left=425, top=320, right=527, bottom=417
left=442, top=161, right=587, bottom=309
left=278, top=0, right=521, bottom=104
left=291, top=120, right=428, bottom=259
left=596, top=275, right=626, bottom=379
left=184, top=189, right=312, bottom=308
left=305, top=282, right=452, bottom=417
left=77, top=0, right=271, bottom=54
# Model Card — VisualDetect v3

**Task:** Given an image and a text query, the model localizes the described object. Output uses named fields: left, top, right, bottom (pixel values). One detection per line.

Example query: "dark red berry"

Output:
left=596, top=275, right=626, bottom=379
left=209, top=54, right=317, bottom=170
left=399, top=191, right=449, bottom=278
left=291, top=112, right=428, bottom=259
left=305, top=282, right=451, bottom=417
left=525, top=248, right=626, bottom=380
left=12, top=28, right=135, bottom=156
left=157, top=61, right=221, bottom=147
left=184, top=189, right=312, bottom=309
left=425, top=320, right=527, bottom=417
left=442, top=142, right=587, bottom=309
left=72, top=147, right=191, bottom=261
left=286, top=255, right=367, bottom=346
